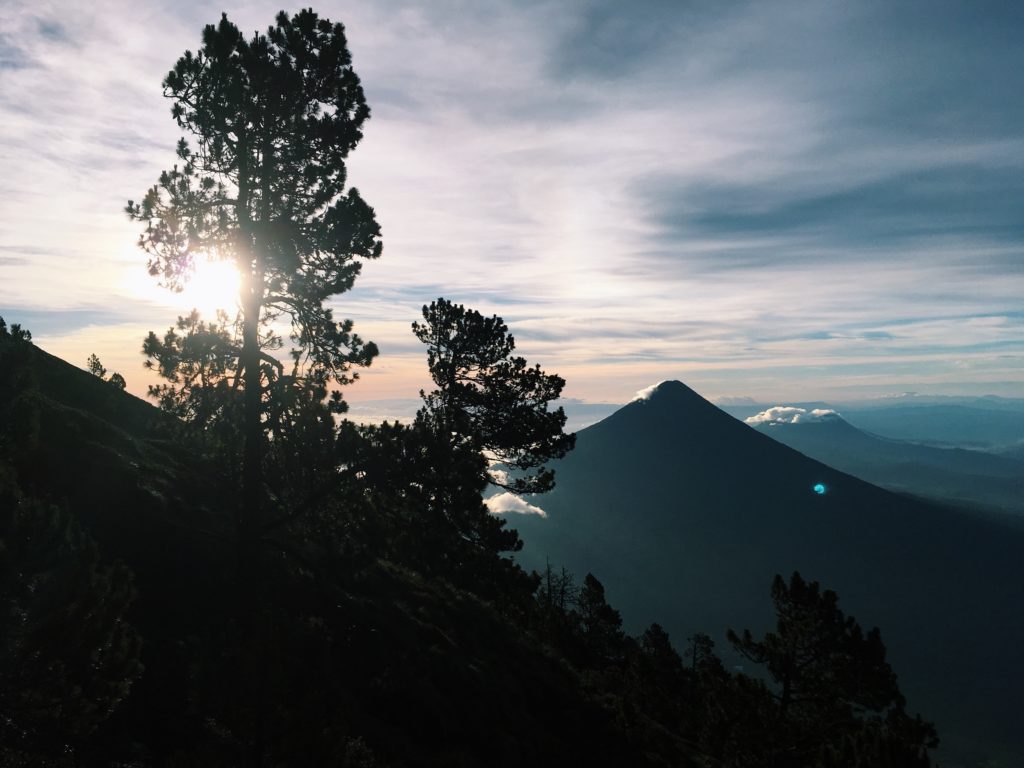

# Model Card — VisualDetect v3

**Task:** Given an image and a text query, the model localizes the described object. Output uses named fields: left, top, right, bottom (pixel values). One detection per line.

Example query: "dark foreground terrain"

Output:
left=2, top=333, right=944, bottom=766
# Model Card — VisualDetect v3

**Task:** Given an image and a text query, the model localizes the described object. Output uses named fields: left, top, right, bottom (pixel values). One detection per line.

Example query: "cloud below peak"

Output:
left=485, top=492, right=547, bottom=518
left=745, top=406, right=841, bottom=425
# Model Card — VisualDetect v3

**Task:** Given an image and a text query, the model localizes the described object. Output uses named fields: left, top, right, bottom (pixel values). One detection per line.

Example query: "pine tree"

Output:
left=384, top=298, right=578, bottom=579
left=577, top=573, right=626, bottom=668
left=142, top=310, right=242, bottom=429
left=86, top=353, right=107, bottom=379
left=729, top=572, right=902, bottom=718
left=127, top=10, right=381, bottom=545
left=412, top=298, right=575, bottom=496
left=86, top=353, right=126, bottom=390
left=728, top=572, right=938, bottom=765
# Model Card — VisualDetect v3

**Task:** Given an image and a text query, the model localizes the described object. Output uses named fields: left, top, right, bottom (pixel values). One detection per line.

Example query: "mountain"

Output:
left=1000, top=443, right=1024, bottom=461
left=718, top=397, right=1024, bottom=450
left=750, top=413, right=1024, bottom=514
left=510, top=381, right=1024, bottom=767
left=841, top=404, right=1024, bottom=449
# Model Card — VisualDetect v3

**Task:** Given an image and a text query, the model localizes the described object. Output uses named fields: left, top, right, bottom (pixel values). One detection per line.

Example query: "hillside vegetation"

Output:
left=0, top=324, right=938, bottom=767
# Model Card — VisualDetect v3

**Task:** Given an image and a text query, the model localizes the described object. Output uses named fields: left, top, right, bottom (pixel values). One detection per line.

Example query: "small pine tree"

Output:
left=413, top=298, right=575, bottom=496
left=577, top=573, right=626, bottom=668
left=86, top=353, right=107, bottom=379
left=86, top=353, right=126, bottom=390
left=728, top=572, right=938, bottom=765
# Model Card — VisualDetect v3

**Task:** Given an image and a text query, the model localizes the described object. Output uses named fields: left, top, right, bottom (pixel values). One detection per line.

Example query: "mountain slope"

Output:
left=0, top=334, right=672, bottom=767
left=510, top=381, right=1024, bottom=767
left=751, top=416, right=1024, bottom=513
left=842, top=404, right=1024, bottom=449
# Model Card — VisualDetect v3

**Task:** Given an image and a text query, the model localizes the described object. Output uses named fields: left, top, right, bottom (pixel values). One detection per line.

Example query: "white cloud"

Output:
left=484, top=492, right=547, bottom=518
left=745, top=406, right=841, bottom=425
left=487, top=467, right=510, bottom=487
left=632, top=380, right=671, bottom=402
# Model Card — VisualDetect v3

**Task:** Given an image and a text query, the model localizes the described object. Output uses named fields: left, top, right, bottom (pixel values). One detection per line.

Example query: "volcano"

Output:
left=510, top=381, right=1024, bottom=766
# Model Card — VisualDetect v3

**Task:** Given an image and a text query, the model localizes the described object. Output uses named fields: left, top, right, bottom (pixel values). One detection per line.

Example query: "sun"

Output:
left=177, top=257, right=242, bottom=318
left=123, top=250, right=244, bottom=319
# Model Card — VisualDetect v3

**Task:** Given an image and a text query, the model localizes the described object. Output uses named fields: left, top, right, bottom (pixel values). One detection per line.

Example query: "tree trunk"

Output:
left=240, top=288, right=262, bottom=551
left=236, top=137, right=262, bottom=561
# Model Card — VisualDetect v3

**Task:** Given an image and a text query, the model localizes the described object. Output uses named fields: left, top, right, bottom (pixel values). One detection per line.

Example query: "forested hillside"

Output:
left=0, top=320, right=938, bottom=767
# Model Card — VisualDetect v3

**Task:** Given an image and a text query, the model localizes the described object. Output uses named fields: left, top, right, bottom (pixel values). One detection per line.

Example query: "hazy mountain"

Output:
left=1000, top=443, right=1024, bottom=461
left=510, top=381, right=1024, bottom=767
left=847, top=393, right=1024, bottom=412
left=749, top=412, right=1024, bottom=514
left=841, top=404, right=1024, bottom=449
left=720, top=398, right=1024, bottom=450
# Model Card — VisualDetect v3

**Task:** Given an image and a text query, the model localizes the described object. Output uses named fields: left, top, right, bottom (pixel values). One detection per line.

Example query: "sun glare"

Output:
left=178, top=257, right=242, bottom=318
left=127, top=253, right=242, bottom=319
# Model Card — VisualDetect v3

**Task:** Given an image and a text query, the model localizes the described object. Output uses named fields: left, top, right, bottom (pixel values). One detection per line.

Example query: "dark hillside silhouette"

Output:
left=0, top=325, right=940, bottom=765
left=0, top=324, right=641, bottom=766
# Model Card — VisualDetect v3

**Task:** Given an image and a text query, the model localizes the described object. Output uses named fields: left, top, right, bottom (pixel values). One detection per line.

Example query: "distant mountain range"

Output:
left=748, top=412, right=1024, bottom=514
left=719, top=397, right=1024, bottom=450
left=509, top=381, right=1024, bottom=767
left=346, top=392, right=1024, bottom=447
left=841, top=404, right=1024, bottom=449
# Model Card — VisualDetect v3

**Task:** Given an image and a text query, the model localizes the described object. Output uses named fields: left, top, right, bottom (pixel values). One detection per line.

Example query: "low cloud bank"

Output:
left=745, top=406, right=841, bottom=425
left=485, top=492, right=547, bottom=518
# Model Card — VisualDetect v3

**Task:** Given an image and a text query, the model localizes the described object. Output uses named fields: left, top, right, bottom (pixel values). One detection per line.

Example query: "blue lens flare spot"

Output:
left=813, top=483, right=827, bottom=495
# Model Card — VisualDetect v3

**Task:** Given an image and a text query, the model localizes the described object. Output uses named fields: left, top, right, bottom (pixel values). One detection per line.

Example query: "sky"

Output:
left=2, top=0, right=1022, bottom=409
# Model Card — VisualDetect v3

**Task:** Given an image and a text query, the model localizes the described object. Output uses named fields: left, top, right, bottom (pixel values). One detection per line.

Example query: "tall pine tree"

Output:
left=127, top=10, right=381, bottom=547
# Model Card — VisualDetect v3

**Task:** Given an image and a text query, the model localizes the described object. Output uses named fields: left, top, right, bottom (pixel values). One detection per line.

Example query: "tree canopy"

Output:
left=728, top=572, right=938, bottom=766
left=127, top=9, right=381, bottom=538
left=413, top=297, right=575, bottom=496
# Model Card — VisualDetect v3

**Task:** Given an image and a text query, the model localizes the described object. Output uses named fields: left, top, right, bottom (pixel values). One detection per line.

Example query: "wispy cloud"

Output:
left=1, top=0, right=1021, bottom=404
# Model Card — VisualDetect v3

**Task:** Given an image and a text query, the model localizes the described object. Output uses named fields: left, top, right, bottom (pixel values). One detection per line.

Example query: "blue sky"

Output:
left=1, top=0, right=1022, bottom=405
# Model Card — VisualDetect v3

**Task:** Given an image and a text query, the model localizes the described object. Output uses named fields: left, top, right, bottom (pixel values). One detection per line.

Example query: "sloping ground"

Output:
left=512, top=381, right=1024, bottom=768
left=0, top=336, right=669, bottom=767
left=842, top=404, right=1024, bottom=449
left=752, top=417, right=1024, bottom=514
left=0, top=337, right=235, bottom=584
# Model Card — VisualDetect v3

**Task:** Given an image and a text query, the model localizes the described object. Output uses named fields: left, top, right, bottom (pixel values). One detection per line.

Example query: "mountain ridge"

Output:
left=750, top=414, right=1024, bottom=513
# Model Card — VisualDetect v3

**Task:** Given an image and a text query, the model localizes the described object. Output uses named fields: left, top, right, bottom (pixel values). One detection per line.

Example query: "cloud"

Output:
left=0, top=305, right=146, bottom=335
left=487, top=467, right=510, bottom=487
left=485, top=492, right=547, bottom=518
left=632, top=381, right=671, bottom=402
left=745, top=406, right=841, bottom=425
left=1, top=0, right=1022, bottom=406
